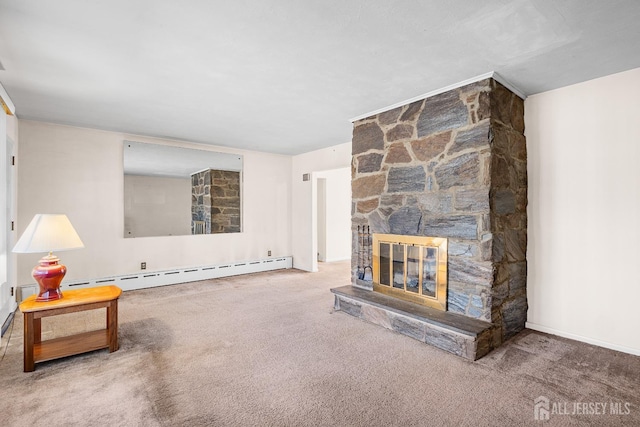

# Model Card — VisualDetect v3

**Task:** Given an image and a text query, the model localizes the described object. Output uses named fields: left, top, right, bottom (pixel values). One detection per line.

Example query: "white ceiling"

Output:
left=1, top=1, right=639, bottom=155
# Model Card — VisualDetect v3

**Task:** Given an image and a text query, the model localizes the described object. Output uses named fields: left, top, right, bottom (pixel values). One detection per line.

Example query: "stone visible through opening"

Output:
left=373, top=234, right=448, bottom=310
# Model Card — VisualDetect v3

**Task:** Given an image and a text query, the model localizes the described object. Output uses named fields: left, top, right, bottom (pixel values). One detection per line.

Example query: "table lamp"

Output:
left=13, top=214, right=84, bottom=302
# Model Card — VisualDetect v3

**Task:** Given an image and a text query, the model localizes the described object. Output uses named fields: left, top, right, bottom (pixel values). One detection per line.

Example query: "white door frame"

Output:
left=1, top=85, right=18, bottom=342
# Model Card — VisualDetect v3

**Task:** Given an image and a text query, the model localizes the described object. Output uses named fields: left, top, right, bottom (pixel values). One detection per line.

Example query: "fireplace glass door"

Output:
left=373, top=234, right=448, bottom=310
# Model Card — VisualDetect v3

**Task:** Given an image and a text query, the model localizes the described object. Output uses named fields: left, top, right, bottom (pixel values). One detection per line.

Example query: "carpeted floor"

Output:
left=1, top=261, right=638, bottom=426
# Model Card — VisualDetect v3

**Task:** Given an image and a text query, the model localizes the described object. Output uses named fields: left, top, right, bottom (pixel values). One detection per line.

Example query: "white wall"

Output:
left=316, top=168, right=351, bottom=262
left=525, top=67, right=640, bottom=355
left=291, top=142, right=351, bottom=271
left=317, top=178, right=327, bottom=261
left=16, top=121, right=292, bottom=285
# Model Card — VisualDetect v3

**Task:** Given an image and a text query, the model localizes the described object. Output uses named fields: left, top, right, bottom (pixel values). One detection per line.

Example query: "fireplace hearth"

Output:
left=332, top=76, right=528, bottom=360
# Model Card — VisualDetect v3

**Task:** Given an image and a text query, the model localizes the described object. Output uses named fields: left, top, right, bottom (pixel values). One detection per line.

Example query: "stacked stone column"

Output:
left=351, top=78, right=527, bottom=346
left=191, top=169, right=241, bottom=234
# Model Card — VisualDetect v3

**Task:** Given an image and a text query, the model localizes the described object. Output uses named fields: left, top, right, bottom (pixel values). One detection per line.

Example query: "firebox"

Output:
left=372, top=234, right=448, bottom=310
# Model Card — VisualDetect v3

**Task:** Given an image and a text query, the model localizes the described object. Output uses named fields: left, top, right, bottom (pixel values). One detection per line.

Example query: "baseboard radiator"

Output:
left=18, top=256, right=293, bottom=302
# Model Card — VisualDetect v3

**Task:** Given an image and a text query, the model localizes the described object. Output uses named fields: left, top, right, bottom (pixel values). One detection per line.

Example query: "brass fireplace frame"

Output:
left=372, top=234, right=448, bottom=310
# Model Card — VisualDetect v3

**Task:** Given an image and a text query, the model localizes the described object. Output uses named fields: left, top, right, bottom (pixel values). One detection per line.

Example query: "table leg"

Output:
left=23, top=312, right=35, bottom=372
left=107, top=299, right=119, bottom=352
left=34, top=318, right=41, bottom=344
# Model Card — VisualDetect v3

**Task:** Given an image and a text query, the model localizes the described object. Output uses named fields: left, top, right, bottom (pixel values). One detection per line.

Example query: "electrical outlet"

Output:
left=268, top=250, right=271, bottom=257
left=141, top=262, right=147, bottom=270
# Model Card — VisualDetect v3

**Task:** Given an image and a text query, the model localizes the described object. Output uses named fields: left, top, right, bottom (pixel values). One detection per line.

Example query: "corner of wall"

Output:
left=291, top=142, right=352, bottom=272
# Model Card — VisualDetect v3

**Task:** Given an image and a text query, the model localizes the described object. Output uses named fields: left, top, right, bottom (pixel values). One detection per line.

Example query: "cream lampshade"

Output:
left=13, top=214, right=84, bottom=302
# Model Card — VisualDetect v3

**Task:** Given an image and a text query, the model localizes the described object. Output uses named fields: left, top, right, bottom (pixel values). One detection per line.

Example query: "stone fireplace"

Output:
left=331, top=77, right=527, bottom=360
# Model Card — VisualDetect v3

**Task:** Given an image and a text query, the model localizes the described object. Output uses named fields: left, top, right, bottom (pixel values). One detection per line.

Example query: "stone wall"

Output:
left=192, top=169, right=211, bottom=232
left=191, top=169, right=241, bottom=234
left=351, top=78, right=527, bottom=345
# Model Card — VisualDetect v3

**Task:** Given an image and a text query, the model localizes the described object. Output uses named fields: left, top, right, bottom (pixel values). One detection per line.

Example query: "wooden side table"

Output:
left=19, top=285, right=122, bottom=372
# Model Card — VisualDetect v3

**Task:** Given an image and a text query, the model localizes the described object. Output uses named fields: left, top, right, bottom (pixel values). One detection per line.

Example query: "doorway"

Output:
left=313, top=167, right=350, bottom=270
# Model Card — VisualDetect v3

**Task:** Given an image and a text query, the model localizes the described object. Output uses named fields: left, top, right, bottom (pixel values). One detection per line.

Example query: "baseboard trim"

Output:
left=321, top=257, right=350, bottom=263
left=18, top=257, right=293, bottom=301
left=525, top=321, right=640, bottom=356
left=1, top=309, right=16, bottom=337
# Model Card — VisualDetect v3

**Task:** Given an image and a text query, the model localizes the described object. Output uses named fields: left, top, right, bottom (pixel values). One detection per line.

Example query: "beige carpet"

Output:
left=1, top=261, right=638, bottom=426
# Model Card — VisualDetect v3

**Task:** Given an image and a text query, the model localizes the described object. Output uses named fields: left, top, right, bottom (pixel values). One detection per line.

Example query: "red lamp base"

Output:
left=32, top=254, right=67, bottom=302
